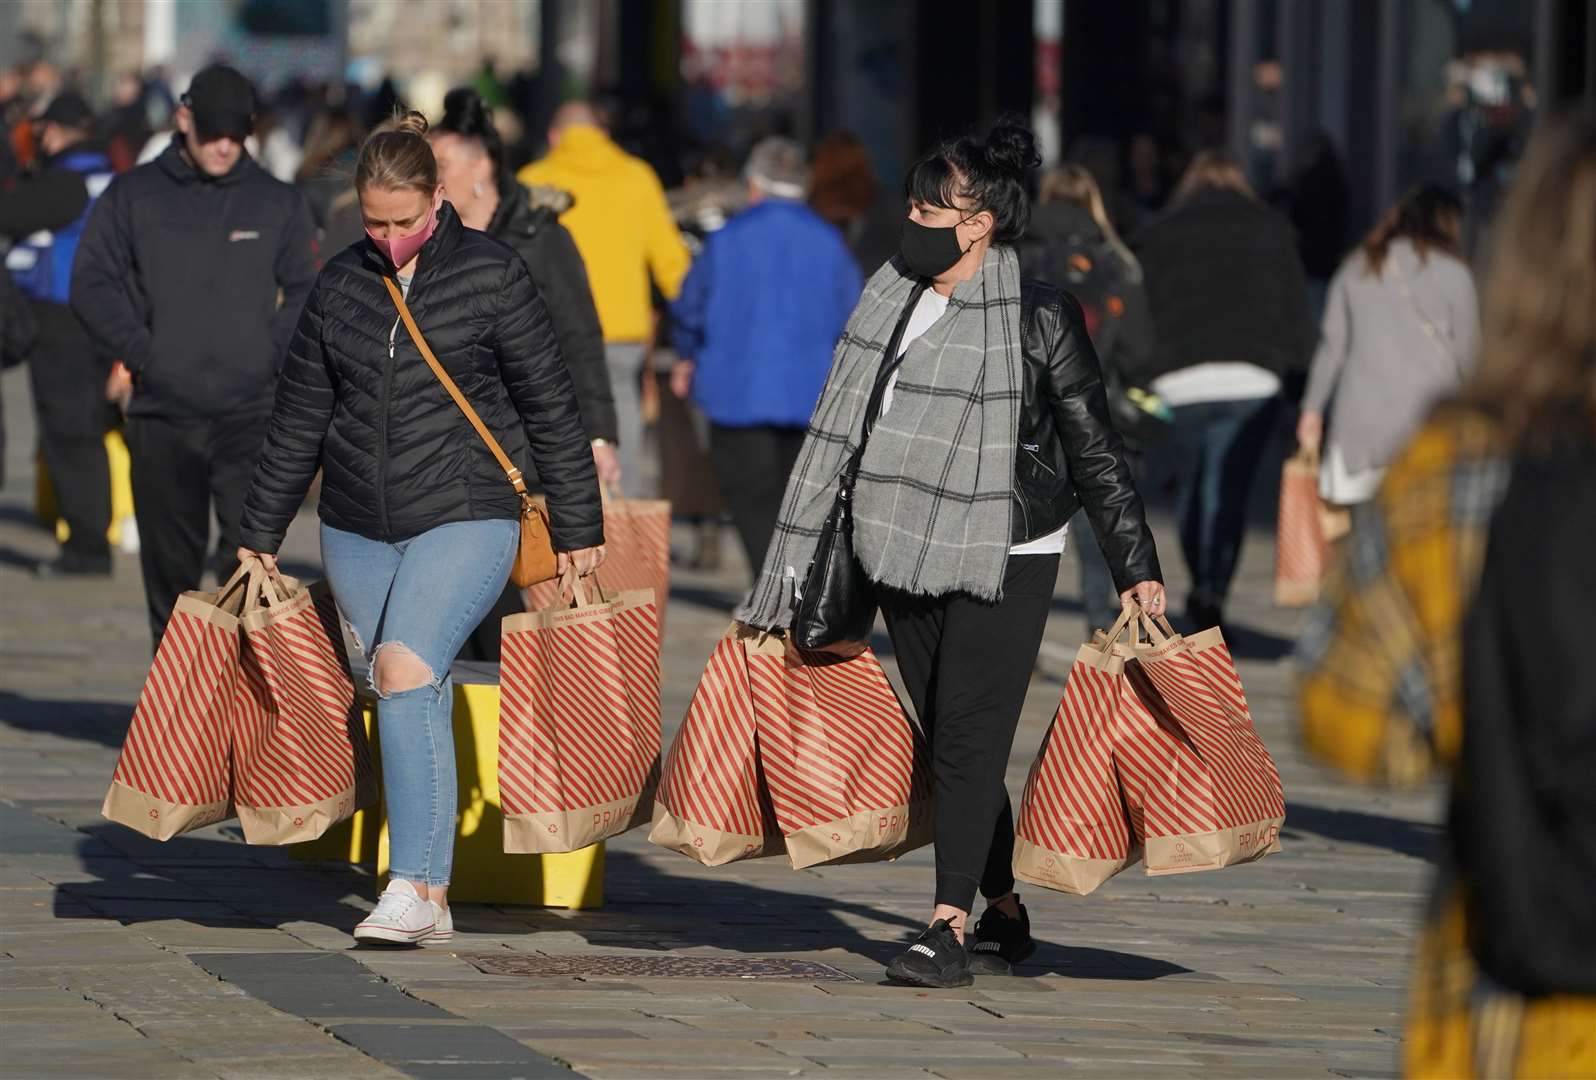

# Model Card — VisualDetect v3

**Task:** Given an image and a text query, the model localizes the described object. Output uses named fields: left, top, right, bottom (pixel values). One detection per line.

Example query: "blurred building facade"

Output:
left=6, top=0, right=1592, bottom=237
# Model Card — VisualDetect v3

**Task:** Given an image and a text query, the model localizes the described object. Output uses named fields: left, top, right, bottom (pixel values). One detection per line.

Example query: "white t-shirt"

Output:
left=1150, top=362, right=1280, bottom=407
left=880, top=289, right=1068, bottom=556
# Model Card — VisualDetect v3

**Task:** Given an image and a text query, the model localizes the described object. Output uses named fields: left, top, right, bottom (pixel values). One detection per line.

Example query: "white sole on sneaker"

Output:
left=353, top=920, right=435, bottom=945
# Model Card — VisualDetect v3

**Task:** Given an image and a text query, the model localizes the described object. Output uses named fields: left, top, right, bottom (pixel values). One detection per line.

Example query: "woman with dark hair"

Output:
left=1297, top=184, right=1478, bottom=506
left=237, top=112, right=604, bottom=943
left=1135, top=150, right=1314, bottom=630
left=429, top=88, right=619, bottom=487
left=741, top=119, right=1163, bottom=988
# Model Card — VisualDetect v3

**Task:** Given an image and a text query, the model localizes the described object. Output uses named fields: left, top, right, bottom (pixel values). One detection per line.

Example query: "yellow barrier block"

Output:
left=293, top=673, right=604, bottom=908
left=37, top=430, right=137, bottom=547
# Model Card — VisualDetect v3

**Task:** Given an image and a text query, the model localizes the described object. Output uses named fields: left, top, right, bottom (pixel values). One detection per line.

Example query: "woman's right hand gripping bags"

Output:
left=1013, top=604, right=1286, bottom=895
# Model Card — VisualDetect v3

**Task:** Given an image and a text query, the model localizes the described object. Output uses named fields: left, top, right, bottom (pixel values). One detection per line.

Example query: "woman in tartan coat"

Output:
left=1298, top=112, right=1596, bottom=1078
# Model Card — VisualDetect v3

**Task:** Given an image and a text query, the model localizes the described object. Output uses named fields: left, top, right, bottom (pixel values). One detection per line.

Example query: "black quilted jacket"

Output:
left=238, top=201, right=602, bottom=554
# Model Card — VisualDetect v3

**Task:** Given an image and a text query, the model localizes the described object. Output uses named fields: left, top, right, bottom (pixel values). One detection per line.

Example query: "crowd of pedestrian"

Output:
left=3, top=53, right=1591, bottom=1041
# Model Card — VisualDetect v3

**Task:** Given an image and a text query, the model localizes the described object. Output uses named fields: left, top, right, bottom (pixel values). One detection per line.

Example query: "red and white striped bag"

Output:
left=747, top=639, right=932, bottom=869
left=1108, top=609, right=1285, bottom=875
left=650, top=626, right=784, bottom=866
left=232, top=574, right=373, bottom=845
left=1274, top=449, right=1330, bottom=606
left=526, top=494, right=671, bottom=626
left=498, top=573, right=662, bottom=853
left=102, top=565, right=256, bottom=839
left=1012, top=654, right=1140, bottom=896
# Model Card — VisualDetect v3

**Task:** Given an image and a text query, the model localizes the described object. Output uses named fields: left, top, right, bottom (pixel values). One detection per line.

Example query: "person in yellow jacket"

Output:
left=518, top=102, right=691, bottom=494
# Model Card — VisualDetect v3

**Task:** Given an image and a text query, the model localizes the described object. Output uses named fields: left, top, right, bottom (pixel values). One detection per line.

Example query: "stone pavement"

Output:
left=0, top=367, right=1441, bottom=1079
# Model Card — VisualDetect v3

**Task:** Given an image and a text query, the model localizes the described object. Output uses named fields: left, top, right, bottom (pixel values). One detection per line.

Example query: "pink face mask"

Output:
left=366, top=204, right=438, bottom=269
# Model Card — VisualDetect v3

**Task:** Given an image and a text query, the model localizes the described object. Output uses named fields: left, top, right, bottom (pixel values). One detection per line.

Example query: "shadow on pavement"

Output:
left=0, top=544, right=44, bottom=571
left=0, top=691, right=130, bottom=749
left=1283, top=801, right=1442, bottom=861
left=576, top=847, right=1191, bottom=980
left=1221, top=621, right=1297, bottom=661
left=48, top=821, right=374, bottom=931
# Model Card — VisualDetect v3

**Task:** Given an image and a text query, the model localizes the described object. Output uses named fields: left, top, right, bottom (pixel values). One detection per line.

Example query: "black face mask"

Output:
left=899, top=214, right=976, bottom=278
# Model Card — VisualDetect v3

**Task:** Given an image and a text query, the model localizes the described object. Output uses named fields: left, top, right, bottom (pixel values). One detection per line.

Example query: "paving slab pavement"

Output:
left=0, top=367, right=1440, bottom=1078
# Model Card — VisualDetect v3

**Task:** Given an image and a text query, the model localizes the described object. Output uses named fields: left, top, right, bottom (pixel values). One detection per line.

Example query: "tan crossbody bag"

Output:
left=383, top=276, right=558, bottom=587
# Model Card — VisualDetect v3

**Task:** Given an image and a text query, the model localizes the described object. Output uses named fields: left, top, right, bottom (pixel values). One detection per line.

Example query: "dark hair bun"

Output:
left=983, top=118, right=1041, bottom=178
left=440, top=88, right=492, bottom=139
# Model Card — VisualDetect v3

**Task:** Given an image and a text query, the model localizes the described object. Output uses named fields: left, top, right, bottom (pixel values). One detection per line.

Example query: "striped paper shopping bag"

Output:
left=102, top=565, right=256, bottom=839
left=1012, top=653, right=1140, bottom=896
left=1112, top=612, right=1285, bottom=875
left=1274, top=449, right=1330, bottom=606
left=747, top=639, right=932, bottom=869
left=527, top=494, right=671, bottom=627
left=232, top=574, right=372, bottom=845
left=498, top=575, right=662, bottom=854
left=649, top=626, right=783, bottom=866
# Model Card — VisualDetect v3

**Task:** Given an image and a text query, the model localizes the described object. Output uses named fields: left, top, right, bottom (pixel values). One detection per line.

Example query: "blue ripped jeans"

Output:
left=321, top=519, right=518, bottom=886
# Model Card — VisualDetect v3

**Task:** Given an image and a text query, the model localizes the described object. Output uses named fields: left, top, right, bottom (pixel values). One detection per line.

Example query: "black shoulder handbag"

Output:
left=791, top=282, right=929, bottom=649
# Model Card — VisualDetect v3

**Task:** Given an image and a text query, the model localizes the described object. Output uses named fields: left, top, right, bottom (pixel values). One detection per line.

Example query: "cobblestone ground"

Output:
left=0, top=367, right=1441, bottom=1079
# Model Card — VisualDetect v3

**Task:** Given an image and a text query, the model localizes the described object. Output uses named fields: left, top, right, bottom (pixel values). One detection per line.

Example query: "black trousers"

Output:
left=28, top=301, right=111, bottom=560
left=126, top=411, right=270, bottom=646
left=707, top=424, right=806, bottom=574
left=880, top=553, right=1061, bottom=912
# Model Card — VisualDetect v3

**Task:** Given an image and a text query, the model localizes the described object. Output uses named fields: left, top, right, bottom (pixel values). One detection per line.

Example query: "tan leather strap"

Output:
left=382, top=276, right=531, bottom=503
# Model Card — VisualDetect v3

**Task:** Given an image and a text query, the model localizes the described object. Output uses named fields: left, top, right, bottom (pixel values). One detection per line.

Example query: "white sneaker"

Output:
left=353, top=880, right=436, bottom=944
left=424, top=902, right=453, bottom=945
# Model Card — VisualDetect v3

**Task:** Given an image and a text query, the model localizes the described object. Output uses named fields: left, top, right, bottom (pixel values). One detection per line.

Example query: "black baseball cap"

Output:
left=38, top=91, right=96, bottom=131
left=181, top=64, right=256, bottom=140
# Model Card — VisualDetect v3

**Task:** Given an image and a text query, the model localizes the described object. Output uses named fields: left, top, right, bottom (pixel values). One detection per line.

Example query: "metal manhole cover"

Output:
left=460, top=953, right=857, bottom=981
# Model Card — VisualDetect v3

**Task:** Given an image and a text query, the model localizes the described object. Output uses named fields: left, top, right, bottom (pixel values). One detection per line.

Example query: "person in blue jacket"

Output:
left=668, top=136, right=863, bottom=576
left=0, top=92, right=118, bottom=576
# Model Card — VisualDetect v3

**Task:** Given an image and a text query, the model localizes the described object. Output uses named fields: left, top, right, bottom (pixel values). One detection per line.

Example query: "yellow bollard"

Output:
left=292, top=671, right=604, bottom=908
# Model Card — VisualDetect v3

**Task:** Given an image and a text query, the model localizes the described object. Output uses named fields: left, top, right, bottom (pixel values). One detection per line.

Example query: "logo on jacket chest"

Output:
left=229, top=229, right=261, bottom=242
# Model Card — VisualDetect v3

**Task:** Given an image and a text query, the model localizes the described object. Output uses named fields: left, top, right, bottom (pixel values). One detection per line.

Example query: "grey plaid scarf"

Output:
left=738, top=246, right=1024, bottom=630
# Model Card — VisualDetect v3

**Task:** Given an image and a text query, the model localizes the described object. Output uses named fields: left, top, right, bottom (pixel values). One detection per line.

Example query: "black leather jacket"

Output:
left=1012, top=278, right=1161, bottom=591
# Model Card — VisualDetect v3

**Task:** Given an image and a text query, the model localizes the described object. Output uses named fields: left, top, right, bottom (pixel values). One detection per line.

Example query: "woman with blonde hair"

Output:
left=237, top=112, right=605, bottom=944
left=1298, top=184, right=1478, bottom=505
left=1135, top=149, right=1314, bottom=629
left=1300, top=112, right=1596, bottom=1077
left=1022, top=164, right=1160, bottom=632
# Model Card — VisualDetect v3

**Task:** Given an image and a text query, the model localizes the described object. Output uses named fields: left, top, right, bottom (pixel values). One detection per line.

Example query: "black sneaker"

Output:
left=967, top=898, right=1036, bottom=975
left=885, top=919, right=972, bottom=988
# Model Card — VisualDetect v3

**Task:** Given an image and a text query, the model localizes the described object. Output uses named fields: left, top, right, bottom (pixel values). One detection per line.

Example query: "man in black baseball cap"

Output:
left=181, top=64, right=256, bottom=143
left=166, top=63, right=256, bottom=179
left=70, top=62, right=315, bottom=642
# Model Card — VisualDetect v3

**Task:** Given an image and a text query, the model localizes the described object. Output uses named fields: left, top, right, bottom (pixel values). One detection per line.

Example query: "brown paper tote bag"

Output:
left=1274, top=448, right=1331, bottom=606
left=102, top=563, right=258, bottom=839
left=498, top=571, right=662, bottom=853
left=527, top=488, right=671, bottom=629
left=747, top=637, right=932, bottom=869
left=1012, top=619, right=1141, bottom=895
left=1096, top=608, right=1286, bottom=875
left=650, top=626, right=784, bottom=866
left=231, top=573, right=374, bottom=845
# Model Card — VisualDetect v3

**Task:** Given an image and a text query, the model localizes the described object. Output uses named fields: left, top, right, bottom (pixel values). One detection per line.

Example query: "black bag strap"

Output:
left=843, top=280, right=931, bottom=486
